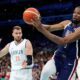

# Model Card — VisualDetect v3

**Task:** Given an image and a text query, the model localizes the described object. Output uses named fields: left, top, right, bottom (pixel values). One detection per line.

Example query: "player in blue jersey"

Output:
left=30, top=6, right=80, bottom=80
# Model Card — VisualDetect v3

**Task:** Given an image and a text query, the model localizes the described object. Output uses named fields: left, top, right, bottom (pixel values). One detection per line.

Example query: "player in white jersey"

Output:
left=0, top=26, right=33, bottom=80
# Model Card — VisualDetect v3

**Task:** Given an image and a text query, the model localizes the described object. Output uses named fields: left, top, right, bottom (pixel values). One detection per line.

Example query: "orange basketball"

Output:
left=23, top=7, right=40, bottom=24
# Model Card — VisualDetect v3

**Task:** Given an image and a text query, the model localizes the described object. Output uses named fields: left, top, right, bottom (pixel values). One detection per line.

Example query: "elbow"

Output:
left=57, top=38, right=69, bottom=45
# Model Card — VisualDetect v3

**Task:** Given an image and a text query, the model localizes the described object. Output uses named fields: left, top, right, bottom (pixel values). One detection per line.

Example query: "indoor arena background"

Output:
left=0, top=0, right=80, bottom=80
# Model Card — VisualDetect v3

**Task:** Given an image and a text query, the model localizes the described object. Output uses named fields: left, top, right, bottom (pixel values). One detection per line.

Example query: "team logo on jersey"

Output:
left=11, top=50, right=23, bottom=55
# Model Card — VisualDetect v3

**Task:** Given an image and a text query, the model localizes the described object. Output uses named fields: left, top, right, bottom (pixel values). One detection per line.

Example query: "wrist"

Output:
left=40, top=26, right=46, bottom=33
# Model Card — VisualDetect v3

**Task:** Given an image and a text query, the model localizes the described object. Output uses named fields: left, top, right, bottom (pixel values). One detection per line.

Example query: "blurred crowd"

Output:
left=0, top=55, right=10, bottom=80
left=33, top=51, right=53, bottom=80
left=0, top=49, right=53, bottom=80
left=0, top=36, right=55, bottom=80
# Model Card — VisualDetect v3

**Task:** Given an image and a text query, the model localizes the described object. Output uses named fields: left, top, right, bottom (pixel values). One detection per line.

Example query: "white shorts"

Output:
left=40, top=58, right=76, bottom=80
left=9, top=68, right=32, bottom=80
left=77, top=58, right=80, bottom=80
left=40, top=58, right=56, bottom=80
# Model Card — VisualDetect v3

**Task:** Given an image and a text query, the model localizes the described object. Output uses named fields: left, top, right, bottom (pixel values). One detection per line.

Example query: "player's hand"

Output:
left=22, top=60, right=27, bottom=68
left=31, top=16, right=41, bottom=27
left=31, top=17, right=44, bottom=32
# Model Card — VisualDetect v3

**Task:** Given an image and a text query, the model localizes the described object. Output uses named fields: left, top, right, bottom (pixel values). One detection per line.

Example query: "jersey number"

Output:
left=16, top=56, right=20, bottom=61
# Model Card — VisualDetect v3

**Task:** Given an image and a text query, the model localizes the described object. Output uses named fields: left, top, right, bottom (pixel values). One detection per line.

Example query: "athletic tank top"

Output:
left=9, top=39, right=27, bottom=70
left=56, top=22, right=80, bottom=60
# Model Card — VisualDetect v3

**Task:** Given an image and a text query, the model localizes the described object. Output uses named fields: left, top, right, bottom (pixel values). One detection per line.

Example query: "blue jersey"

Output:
left=53, top=22, right=79, bottom=80
left=55, top=23, right=79, bottom=60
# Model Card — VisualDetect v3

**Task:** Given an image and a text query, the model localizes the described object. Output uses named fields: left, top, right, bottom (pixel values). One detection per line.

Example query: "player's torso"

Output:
left=9, top=39, right=27, bottom=70
left=56, top=22, right=80, bottom=59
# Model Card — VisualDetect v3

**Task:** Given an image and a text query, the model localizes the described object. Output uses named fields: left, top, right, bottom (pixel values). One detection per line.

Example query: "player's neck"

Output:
left=72, top=23, right=80, bottom=27
left=72, top=20, right=80, bottom=27
left=14, top=39, right=23, bottom=45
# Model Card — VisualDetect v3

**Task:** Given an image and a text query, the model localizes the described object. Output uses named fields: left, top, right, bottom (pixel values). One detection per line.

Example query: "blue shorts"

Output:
left=54, top=51, right=77, bottom=80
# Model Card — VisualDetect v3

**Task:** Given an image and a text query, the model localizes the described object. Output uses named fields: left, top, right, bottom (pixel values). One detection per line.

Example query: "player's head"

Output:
left=12, top=26, right=23, bottom=42
left=72, top=6, right=80, bottom=22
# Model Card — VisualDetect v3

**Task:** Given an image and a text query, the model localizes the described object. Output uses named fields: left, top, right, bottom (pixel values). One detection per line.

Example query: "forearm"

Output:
left=25, top=40, right=33, bottom=66
left=42, top=20, right=70, bottom=32
left=41, top=27, right=80, bottom=45
left=26, top=51, right=33, bottom=66
left=42, top=24, right=64, bottom=32
left=0, top=51, right=7, bottom=58
left=42, top=24, right=57, bottom=32
left=0, top=44, right=9, bottom=58
left=27, top=55, right=33, bottom=65
left=42, top=24, right=51, bottom=31
left=40, top=27, right=66, bottom=45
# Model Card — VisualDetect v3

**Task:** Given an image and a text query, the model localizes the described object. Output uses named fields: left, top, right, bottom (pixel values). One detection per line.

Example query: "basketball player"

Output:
left=0, top=26, right=33, bottom=80
left=31, top=6, right=80, bottom=80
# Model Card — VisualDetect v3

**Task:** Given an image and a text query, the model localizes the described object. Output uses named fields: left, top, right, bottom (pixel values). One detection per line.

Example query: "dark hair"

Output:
left=12, top=26, right=22, bottom=32
left=76, top=6, right=80, bottom=9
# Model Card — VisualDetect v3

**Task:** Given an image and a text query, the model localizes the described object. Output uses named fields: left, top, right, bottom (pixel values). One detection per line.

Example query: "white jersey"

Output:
left=9, top=39, right=27, bottom=70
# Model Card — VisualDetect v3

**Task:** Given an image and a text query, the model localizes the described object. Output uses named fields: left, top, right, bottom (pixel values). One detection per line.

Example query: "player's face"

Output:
left=73, top=7, right=80, bottom=21
left=12, top=29, right=22, bottom=42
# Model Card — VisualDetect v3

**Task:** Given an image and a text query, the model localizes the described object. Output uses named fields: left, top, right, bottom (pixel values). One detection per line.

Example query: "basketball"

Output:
left=23, top=7, right=40, bottom=24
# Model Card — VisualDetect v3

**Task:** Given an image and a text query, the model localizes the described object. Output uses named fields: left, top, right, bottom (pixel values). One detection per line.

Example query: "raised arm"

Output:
left=35, top=26, right=80, bottom=45
left=31, top=18, right=80, bottom=45
left=0, top=44, right=9, bottom=58
left=43, top=20, right=71, bottom=32
left=31, top=17, right=71, bottom=32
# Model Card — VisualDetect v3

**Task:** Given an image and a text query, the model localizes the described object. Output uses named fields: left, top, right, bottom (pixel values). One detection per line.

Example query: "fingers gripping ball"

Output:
left=23, top=7, right=40, bottom=24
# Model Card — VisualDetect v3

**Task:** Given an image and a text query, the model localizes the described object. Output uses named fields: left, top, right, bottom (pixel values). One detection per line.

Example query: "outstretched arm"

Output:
left=35, top=26, right=80, bottom=45
left=0, top=44, right=9, bottom=58
left=42, top=20, right=70, bottom=32
left=31, top=18, right=80, bottom=45
left=31, top=17, right=71, bottom=32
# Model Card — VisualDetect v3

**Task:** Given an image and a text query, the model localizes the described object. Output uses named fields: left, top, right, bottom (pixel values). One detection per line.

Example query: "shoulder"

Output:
left=24, top=39, right=31, bottom=43
left=24, top=39, right=32, bottom=46
left=4, top=43, right=10, bottom=49
left=59, top=20, right=72, bottom=28
left=7, top=41, right=15, bottom=48
left=8, top=41, right=14, bottom=45
left=60, top=20, right=72, bottom=26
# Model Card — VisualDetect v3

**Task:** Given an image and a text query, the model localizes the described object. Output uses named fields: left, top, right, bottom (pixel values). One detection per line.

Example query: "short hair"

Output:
left=76, top=6, right=80, bottom=9
left=12, top=26, right=22, bottom=32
